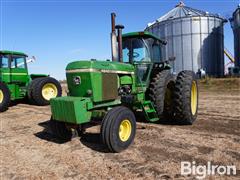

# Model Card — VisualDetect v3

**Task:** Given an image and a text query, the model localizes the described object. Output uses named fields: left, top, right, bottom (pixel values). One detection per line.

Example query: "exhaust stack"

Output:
left=111, top=13, right=118, bottom=62
left=115, top=24, right=124, bottom=63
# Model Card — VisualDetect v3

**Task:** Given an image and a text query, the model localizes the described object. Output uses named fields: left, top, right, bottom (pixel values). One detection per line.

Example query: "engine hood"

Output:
left=66, top=60, right=134, bottom=74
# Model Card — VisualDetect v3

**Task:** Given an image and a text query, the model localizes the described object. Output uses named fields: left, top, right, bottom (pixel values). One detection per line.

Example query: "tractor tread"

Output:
left=31, top=77, right=62, bottom=106
left=28, top=78, right=43, bottom=104
left=101, top=106, right=136, bottom=153
left=173, top=70, right=198, bottom=125
left=148, top=70, right=175, bottom=121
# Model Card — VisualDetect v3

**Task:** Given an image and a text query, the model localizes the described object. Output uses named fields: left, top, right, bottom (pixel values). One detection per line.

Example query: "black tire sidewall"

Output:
left=109, top=108, right=136, bottom=152
left=148, top=70, right=175, bottom=119
left=32, top=77, right=62, bottom=105
left=173, top=71, right=198, bottom=124
left=101, top=106, right=136, bottom=153
left=27, top=78, right=41, bottom=104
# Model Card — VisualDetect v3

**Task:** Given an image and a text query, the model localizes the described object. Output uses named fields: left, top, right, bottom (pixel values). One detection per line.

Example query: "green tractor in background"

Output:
left=50, top=13, right=198, bottom=152
left=0, top=50, right=62, bottom=112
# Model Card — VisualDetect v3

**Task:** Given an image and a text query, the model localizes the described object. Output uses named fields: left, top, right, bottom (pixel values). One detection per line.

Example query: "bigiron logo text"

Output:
left=181, top=161, right=236, bottom=179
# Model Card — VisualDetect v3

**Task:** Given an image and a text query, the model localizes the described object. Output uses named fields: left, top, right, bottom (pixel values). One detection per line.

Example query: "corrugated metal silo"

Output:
left=230, top=5, right=240, bottom=67
left=145, top=2, right=227, bottom=77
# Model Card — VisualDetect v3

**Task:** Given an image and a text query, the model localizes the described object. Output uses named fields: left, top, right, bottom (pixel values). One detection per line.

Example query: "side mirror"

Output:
left=27, top=56, right=36, bottom=64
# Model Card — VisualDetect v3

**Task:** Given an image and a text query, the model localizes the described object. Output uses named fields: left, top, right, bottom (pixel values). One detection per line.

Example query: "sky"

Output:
left=1, top=0, right=239, bottom=80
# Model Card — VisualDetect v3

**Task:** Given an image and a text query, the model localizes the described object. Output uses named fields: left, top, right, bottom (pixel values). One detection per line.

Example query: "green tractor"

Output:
left=0, top=50, right=62, bottom=112
left=50, top=13, right=198, bottom=152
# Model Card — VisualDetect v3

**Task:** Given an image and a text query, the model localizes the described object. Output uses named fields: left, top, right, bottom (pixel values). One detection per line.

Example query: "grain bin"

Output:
left=230, top=5, right=240, bottom=67
left=146, top=2, right=227, bottom=77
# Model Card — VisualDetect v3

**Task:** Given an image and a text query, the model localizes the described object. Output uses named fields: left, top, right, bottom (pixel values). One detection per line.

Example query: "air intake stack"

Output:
left=110, top=13, right=124, bottom=63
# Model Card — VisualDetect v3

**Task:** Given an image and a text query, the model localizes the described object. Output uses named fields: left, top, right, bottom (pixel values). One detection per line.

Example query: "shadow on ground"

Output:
left=80, top=132, right=109, bottom=153
left=34, top=112, right=187, bottom=153
left=9, top=98, right=30, bottom=107
left=135, top=111, right=186, bottom=126
left=34, top=120, right=71, bottom=144
left=34, top=119, right=110, bottom=153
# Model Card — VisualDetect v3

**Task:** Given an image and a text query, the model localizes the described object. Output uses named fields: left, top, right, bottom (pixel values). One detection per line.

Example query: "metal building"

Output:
left=145, top=2, right=227, bottom=76
left=230, top=5, right=240, bottom=67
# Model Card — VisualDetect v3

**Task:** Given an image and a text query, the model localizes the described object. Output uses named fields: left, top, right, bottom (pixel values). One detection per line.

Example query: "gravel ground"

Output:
left=0, top=79, right=239, bottom=179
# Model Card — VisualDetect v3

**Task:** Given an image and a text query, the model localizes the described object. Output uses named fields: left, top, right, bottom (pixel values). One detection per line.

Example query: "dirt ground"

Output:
left=1, top=78, right=240, bottom=179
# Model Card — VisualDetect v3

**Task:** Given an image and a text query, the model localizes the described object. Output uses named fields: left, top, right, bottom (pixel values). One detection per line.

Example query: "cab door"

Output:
left=130, top=38, right=152, bottom=90
left=135, top=62, right=152, bottom=87
left=10, top=55, right=29, bottom=85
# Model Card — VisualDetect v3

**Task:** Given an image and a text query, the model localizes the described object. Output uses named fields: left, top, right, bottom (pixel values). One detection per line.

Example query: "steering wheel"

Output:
left=127, top=52, right=140, bottom=58
left=140, top=57, right=151, bottom=61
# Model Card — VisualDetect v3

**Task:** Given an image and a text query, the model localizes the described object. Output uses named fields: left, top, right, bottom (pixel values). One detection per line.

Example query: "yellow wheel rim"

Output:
left=119, top=119, right=132, bottom=142
left=41, top=83, right=58, bottom=101
left=0, top=90, right=4, bottom=103
left=191, top=81, right=197, bottom=115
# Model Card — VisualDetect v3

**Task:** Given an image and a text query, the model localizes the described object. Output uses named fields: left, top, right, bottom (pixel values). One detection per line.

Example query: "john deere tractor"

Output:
left=50, top=13, right=198, bottom=152
left=0, top=50, right=62, bottom=112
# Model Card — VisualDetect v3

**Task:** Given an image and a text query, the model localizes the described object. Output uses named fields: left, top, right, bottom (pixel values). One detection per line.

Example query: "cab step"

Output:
left=141, top=100, right=159, bottom=122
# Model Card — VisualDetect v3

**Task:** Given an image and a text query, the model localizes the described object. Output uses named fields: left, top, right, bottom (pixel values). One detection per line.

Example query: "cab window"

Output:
left=152, top=42, right=161, bottom=62
left=11, top=56, right=26, bottom=69
left=123, top=47, right=130, bottom=63
left=122, top=37, right=163, bottom=63
left=123, top=38, right=151, bottom=63
left=0, top=55, right=9, bottom=68
left=132, top=38, right=150, bottom=62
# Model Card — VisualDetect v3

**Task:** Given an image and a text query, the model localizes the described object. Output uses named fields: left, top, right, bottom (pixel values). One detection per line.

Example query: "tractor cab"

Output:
left=122, top=32, right=164, bottom=64
left=110, top=14, right=168, bottom=86
left=122, top=32, right=166, bottom=84
left=0, top=51, right=29, bottom=85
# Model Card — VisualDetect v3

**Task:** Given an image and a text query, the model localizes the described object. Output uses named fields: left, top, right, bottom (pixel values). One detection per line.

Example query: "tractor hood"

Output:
left=66, top=60, right=134, bottom=73
left=65, top=60, right=134, bottom=103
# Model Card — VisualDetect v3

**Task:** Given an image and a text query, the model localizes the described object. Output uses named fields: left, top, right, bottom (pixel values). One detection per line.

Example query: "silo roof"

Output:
left=232, top=4, right=240, bottom=16
left=147, top=1, right=226, bottom=26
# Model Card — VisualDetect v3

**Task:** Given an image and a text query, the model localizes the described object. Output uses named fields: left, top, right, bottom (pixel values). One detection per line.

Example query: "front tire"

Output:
left=0, top=82, right=11, bottom=112
left=30, top=77, right=62, bottom=106
left=173, top=71, right=198, bottom=125
left=101, top=106, right=136, bottom=153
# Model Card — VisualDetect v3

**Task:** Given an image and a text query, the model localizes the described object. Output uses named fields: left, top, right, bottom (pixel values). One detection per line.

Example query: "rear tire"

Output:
left=27, top=78, right=40, bottom=104
left=148, top=70, right=175, bottom=120
left=49, top=118, right=72, bottom=141
left=0, top=82, right=11, bottom=112
left=101, top=106, right=136, bottom=153
left=173, top=71, right=198, bottom=125
left=30, top=77, right=62, bottom=106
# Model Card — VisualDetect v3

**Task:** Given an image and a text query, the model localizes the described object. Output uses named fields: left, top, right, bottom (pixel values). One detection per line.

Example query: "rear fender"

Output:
left=30, top=74, right=49, bottom=80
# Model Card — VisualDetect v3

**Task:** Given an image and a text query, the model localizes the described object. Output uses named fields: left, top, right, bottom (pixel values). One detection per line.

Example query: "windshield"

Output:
left=122, top=37, right=161, bottom=63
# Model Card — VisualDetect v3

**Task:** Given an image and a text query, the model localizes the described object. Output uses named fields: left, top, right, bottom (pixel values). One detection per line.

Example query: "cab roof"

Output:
left=0, top=50, right=27, bottom=56
left=122, top=31, right=167, bottom=44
